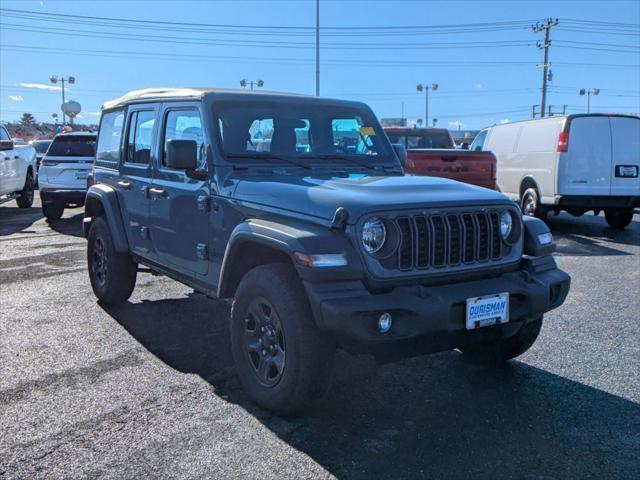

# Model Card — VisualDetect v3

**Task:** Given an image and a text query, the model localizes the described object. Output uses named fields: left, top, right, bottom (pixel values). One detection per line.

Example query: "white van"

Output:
left=39, top=132, right=96, bottom=221
left=471, top=114, right=639, bottom=228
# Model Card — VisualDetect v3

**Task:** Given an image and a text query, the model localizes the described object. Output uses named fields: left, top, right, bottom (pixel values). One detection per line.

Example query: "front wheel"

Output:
left=16, top=170, right=35, bottom=208
left=87, top=217, right=137, bottom=305
left=520, top=188, right=547, bottom=220
left=230, top=263, right=335, bottom=416
left=460, top=317, right=543, bottom=365
left=605, top=208, right=634, bottom=229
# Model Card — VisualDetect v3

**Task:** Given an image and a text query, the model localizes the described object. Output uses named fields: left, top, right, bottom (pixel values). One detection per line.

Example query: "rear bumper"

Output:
left=304, top=256, right=570, bottom=361
left=40, top=189, right=87, bottom=206
left=556, top=195, right=640, bottom=209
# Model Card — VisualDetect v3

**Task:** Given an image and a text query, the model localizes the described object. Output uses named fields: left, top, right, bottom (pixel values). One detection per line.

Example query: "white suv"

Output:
left=39, top=132, right=96, bottom=220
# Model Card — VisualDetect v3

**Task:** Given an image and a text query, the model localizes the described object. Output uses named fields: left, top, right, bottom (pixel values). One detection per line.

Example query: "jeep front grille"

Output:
left=393, top=211, right=505, bottom=271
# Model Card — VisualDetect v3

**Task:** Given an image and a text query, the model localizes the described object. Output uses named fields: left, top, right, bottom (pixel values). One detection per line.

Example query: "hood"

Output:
left=233, top=173, right=513, bottom=223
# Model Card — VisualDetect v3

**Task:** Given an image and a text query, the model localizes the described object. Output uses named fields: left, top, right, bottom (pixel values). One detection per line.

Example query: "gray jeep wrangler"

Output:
left=84, top=88, right=570, bottom=415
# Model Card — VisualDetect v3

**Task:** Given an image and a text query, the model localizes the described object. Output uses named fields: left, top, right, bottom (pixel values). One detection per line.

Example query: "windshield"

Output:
left=47, top=136, right=96, bottom=157
left=386, top=131, right=453, bottom=149
left=32, top=140, right=52, bottom=154
left=214, top=100, right=394, bottom=165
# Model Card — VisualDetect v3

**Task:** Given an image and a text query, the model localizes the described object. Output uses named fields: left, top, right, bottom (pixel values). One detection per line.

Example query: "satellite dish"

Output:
left=62, top=100, right=81, bottom=118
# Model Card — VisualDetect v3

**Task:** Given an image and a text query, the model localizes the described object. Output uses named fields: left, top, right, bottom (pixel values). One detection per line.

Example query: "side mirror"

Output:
left=460, top=142, right=469, bottom=150
left=0, top=139, right=14, bottom=151
left=166, top=139, right=197, bottom=170
left=392, top=143, right=407, bottom=168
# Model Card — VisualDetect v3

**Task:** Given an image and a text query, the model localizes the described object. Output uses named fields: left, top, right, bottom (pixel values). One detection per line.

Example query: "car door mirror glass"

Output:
left=0, top=139, right=14, bottom=151
left=166, top=139, right=198, bottom=170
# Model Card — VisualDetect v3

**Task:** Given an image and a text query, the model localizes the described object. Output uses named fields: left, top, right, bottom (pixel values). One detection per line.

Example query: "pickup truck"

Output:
left=0, top=123, right=36, bottom=208
left=384, top=127, right=497, bottom=190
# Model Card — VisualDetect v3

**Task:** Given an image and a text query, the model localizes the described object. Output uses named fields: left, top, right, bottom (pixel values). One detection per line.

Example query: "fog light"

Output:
left=378, top=313, right=393, bottom=333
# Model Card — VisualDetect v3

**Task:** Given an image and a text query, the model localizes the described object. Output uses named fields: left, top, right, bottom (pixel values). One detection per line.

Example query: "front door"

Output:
left=149, top=104, right=210, bottom=275
left=117, top=106, right=158, bottom=259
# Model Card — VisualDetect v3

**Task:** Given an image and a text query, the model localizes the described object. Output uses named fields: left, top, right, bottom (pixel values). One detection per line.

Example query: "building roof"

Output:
left=101, top=87, right=360, bottom=110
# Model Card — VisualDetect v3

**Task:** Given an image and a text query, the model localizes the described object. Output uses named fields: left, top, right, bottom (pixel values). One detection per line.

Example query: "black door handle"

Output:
left=441, top=156, right=458, bottom=162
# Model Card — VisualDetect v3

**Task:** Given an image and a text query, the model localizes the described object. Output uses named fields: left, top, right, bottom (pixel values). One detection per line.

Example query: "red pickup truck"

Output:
left=384, top=127, right=497, bottom=190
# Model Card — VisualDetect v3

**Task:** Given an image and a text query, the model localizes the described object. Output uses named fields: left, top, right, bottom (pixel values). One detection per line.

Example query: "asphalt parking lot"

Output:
left=1, top=198, right=639, bottom=479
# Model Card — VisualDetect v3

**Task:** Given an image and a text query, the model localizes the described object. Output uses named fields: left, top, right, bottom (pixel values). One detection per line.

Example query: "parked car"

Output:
left=30, top=138, right=53, bottom=174
left=0, top=123, right=36, bottom=208
left=39, top=131, right=97, bottom=220
left=385, top=127, right=498, bottom=190
left=472, top=114, right=640, bottom=228
left=84, top=88, right=570, bottom=415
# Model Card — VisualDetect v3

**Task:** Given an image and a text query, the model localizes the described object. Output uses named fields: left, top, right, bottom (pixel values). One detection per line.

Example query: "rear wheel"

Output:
left=520, top=188, right=547, bottom=220
left=16, top=170, right=35, bottom=208
left=87, top=217, right=137, bottom=305
left=461, top=317, right=543, bottom=365
left=230, top=263, right=335, bottom=416
left=42, top=202, right=64, bottom=221
left=604, top=208, right=633, bottom=229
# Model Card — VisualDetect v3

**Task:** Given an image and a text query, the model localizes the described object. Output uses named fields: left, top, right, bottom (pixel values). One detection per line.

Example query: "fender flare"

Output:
left=217, top=218, right=362, bottom=298
left=83, top=184, right=130, bottom=253
left=519, top=175, right=543, bottom=201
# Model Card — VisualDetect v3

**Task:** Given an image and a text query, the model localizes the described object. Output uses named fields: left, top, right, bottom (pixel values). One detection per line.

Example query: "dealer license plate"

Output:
left=466, top=293, right=509, bottom=330
left=615, top=165, right=638, bottom=178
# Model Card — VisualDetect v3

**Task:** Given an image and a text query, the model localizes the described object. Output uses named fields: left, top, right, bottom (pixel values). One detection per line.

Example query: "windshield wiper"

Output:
left=226, top=152, right=312, bottom=170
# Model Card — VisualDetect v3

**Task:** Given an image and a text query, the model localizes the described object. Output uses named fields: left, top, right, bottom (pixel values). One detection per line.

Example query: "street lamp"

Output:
left=240, top=79, right=264, bottom=91
left=50, top=75, right=76, bottom=124
left=416, top=83, right=438, bottom=128
left=579, top=88, right=599, bottom=113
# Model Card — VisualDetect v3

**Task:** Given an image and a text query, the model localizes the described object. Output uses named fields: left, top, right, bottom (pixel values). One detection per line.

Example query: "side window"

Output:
left=96, top=110, right=125, bottom=163
left=0, top=126, right=11, bottom=141
left=470, top=130, right=488, bottom=151
left=125, top=110, right=155, bottom=164
left=163, top=109, right=204, bottom=168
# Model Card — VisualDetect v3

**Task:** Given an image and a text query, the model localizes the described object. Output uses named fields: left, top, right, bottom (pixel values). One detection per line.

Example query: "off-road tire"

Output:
left=461, top=317, right=543, bottom=365
left=521, top=188, right=547, bottom=220
left=87, top=217, right=137, bottom=305
left=42, top=202, right=64, bottom=221
left=230, top=263, right=335, bottom=416
left=604, top=208, right=633, bottom=229
left=16, top=170, right=35, bottom=208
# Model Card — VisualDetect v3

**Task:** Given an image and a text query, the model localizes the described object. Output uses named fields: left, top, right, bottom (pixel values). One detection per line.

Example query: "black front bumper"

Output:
left=304, top=257, right=570, bottom=361
left=40, top=190, right=87, bottom=207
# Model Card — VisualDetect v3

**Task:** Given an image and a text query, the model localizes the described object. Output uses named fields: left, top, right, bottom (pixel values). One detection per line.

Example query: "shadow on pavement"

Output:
left=47, top=211, right=85, bottom=238
left=0, top=204, right=43, bottom=236
left=547, top=212, right=639, bottom=256
left=103, top=293, right=640, bottom=479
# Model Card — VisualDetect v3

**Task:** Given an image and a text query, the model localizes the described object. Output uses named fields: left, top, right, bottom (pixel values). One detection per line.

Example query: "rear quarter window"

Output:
left=96, top=110, right=125, bottom=167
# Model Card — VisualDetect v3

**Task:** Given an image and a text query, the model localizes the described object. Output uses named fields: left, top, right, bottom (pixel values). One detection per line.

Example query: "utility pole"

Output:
left=532, top=18, right=558, bottom=118
left=315, top=0, right=320, bottom=96
left=532, top=105, right=540, bottom=119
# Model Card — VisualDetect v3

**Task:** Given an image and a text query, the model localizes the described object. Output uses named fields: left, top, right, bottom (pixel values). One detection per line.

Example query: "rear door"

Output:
left=149, top=103, right=210, bottom=275
left=117, top=105, right=158, bottom=259
left=558, top=116, right=612, bottom=196
left=609, top=116, right=640, bottom=196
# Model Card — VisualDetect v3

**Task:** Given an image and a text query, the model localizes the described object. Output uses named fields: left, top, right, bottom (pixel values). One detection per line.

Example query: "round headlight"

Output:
left=362, top=217, right=386, bottom=254
left=500, top=211, right=513, bottom=240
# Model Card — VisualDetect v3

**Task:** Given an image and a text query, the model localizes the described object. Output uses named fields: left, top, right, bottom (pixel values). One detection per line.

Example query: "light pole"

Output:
left=315, top=0, right=320, bottom=96
left=240, top=79, right=264, bottom=91
left=49, top=75, right=75, bottom=125
left=416, top=83, right=438, bottom=127
left=579, top=88, right=599, bottom=113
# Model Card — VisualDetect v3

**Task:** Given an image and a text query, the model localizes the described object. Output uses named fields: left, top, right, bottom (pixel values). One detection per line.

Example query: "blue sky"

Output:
left=1, top=0, right=638, bottom=129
